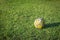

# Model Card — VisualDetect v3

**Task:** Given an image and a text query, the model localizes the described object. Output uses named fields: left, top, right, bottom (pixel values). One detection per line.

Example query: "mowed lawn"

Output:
left=0, top=0, right=60, bottom=40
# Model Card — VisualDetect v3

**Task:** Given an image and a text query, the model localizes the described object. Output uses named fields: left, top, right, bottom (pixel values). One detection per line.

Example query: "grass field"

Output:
left=0, top=0, right=60, bottom=40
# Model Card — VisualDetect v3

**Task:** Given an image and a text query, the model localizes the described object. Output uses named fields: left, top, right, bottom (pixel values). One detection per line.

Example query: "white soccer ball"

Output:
left=34, top=18, right=44, bottom=29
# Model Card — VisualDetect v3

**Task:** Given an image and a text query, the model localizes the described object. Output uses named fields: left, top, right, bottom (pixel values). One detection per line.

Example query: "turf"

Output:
left=0, top=0, right=60, bottom=40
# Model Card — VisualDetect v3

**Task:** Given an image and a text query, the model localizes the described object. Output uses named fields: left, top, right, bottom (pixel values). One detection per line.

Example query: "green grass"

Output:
left=0, top=0, right=60, bottom=40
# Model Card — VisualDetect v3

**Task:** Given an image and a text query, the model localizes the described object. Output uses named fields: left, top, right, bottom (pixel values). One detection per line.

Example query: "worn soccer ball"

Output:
left=34, top=18, right=44, bottom=29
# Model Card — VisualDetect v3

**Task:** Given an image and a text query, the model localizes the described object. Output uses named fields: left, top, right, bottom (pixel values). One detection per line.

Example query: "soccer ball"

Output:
left=34, top=18, right=44, bottom=29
